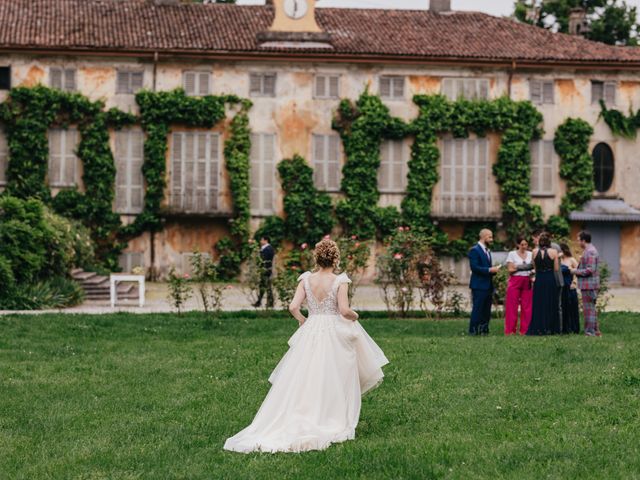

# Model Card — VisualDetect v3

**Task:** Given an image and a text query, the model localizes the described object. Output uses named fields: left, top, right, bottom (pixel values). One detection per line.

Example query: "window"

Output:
left=249, top=73, right=277, bottom=97
left=116, top=70, right=144, bottom=94
left=441, top=78, right=490, bottom=101
left=0, top=128, right=7, bottom=188
left=171, top=132, right=221, bottom=212
left=48, top=128, right=80, bottom=188
left=530, top=140, right=556, bottom=196
left=314, top=75, right=340, bottom=99
left=118, top=252, right=144, bottom=273
left=250, top=133, right=276, bottom=215
left=379, top=76, right=405, bottom=100
left=50, top=68, right=77, bottom=92
left=183, top=71, right=211, bottom=96
left=591, top=81, right=616, bottom=105
left=0, top=66, right=10, bottom=90
left=115, top=128, right=144, bottom=214
left=378, top=140, right=408, bottom=193
left=436, top=138, right=498, bottom=218
left=592, top=142, right=614, bottom=193
left=529, top=80, right=554, bottom=105
left=312, top=134, right=341, bottom=191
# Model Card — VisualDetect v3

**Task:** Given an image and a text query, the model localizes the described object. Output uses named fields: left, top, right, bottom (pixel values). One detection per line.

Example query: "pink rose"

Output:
left=394, top=253, right=403, bottom=260
left=183, top=273, right=190, bottom=279
left=355, top=242, right=360, bottom=247
left=398, top=227, right=405, bottom=232
left=351, top=235, right=357, bottom=240
left=323, top=235, right=331, bottom=240
left=301, top=243, right=308, bottom=250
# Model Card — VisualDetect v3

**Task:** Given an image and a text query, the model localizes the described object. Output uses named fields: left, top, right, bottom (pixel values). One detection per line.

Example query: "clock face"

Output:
left=284, top=0, right=308, bottom=20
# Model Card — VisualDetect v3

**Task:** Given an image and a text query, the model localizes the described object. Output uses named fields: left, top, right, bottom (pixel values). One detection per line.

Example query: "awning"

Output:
left=569, top=199, right=640, bottom=222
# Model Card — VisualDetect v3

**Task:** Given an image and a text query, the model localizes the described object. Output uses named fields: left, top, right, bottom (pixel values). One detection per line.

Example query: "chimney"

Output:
left=430, top=0, right=451, bottom=14
left=569, top=7, right=590, bottom=36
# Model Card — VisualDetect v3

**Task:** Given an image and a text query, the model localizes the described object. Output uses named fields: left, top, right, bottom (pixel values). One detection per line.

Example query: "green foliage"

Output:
left=167, top=266, right=193, bottom=315
left=515, top=0, right=639, bottom=46
left=189, top=251, right=226, bottom=314
left=554, top=118, right=595, bottom=220
left=254, top=216, right=285, bottom=248
left=277, top=154, right=335, bottom=246
left=336, top=235, right=372, bottom=301
left=272, top=244, right=314, bottom=310
left=9, top=277, right=86, bottom=310
left=599, top=99, right=640, bottom=139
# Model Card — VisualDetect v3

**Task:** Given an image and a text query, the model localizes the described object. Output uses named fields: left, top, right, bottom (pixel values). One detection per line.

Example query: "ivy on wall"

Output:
left=333, top=90, right=546, bottom=251
left=547, top=118, right=595, bottom=237
left=1, top=86, right=252, bottom=276
left=599, top=100, right=640, bottom=139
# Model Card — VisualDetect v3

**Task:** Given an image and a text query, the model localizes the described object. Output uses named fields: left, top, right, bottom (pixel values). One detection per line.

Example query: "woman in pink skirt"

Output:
left=504, top=236, right=533, bottom=335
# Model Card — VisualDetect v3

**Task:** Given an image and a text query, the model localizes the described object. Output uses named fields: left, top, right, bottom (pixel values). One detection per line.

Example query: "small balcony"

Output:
left=431, top=194, right=501, bottom=220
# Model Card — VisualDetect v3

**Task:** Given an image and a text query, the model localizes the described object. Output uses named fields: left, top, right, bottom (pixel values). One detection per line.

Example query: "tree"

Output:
left=514, top=0, right=639, bottom=46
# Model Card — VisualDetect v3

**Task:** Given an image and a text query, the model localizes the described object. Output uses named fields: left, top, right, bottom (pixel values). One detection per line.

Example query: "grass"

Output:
left=0, top=312, right=639, bottom=480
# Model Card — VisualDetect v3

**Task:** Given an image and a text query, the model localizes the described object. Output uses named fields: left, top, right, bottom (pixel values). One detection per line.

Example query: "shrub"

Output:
left=167, top=267, right=192, bottom=315
left=417, top=253, right=456, bottom=319
left=336, top=235, right=371, bottom=301
left=189, top=251, right=226, bottom=314
left=3, top=277, right=85, bottom=310
left=597, top=261, right=612, bottom=314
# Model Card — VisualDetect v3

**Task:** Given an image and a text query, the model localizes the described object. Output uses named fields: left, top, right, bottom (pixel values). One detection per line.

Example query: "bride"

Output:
left=224, top=238, right=389, bottom=453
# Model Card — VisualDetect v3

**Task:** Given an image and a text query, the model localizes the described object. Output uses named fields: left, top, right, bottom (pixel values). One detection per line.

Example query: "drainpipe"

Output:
left=150, top=51, right=159, bottom=281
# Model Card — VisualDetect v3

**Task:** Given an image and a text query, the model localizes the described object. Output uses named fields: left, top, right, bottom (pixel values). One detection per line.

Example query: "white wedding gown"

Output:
left=224, top=272, right=389, bottom=454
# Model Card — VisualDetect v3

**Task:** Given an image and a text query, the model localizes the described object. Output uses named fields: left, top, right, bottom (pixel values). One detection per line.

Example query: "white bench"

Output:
left=110, top=274, right=145, bottom=308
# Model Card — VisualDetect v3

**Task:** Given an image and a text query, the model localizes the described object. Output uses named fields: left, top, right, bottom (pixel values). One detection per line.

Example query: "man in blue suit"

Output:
left=468, top=229, right=501, bottom=335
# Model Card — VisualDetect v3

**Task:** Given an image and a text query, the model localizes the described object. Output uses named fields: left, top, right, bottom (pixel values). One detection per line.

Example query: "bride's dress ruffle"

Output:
left=223, top=272, right=389, bottom=454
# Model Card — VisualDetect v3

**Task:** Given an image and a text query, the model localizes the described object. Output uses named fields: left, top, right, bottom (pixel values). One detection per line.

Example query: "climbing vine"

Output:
left=548, top=118, right=595, bottom=236
left=334, top=91, right=545, bottom=250
left=1, top=86, right=252, bottom=276
left=599, top=100, right=640, bottom=139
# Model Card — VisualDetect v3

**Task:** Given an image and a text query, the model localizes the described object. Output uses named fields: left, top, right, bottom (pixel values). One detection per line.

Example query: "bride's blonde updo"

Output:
left=314, top=238, right=340, bottom=269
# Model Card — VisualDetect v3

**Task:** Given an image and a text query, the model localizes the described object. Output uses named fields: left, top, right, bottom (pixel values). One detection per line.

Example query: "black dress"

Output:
left=527, top=249, right=561, bottom=335
left=561, top=264, right=580, bottom=334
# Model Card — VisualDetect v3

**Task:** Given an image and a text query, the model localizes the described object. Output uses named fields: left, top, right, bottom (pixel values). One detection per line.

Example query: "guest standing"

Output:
left=253, top=236, right=275, bottom=308
left=468, top=229, right=501, bottom=336
left=559, top=243, right=580, bottom=334
left=504, top=236, right=533, bottom=335
left=527, top=233, right=561, bottom=335
left=572, top=231, right=601, bottom=337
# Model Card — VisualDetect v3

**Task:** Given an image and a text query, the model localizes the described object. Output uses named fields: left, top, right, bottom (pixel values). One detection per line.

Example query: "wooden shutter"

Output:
left=115, top=129, right=144, bottom=213
left=262, top=134, right=275, bottom=213
left=172, top=132, right=184, bottom=210
left=591, top=81, right=604, bottom=104
left=454, top=79, right=464, bottom=100
left=183, top=72, right=196, bottom=96
left=263, top=74, right=276, bottom=96
left=463, top=79, right=475, bottom=100
left=604, top=82, right=616, bottom=105
left=63, top=129, right=78, bottom=186
left=379, top=77, right=391, bottom=98
left=115, top=131, right=128, bottom=212
left=314, top=75, right=326, bottom=98
left=312, top=134, right=326, bottom=189
left=327, top=135, right=341, bottom=191
left=478, top=79, right=490, bottom=100
left=48, top=130, right=62, bottom=186
left=116, top=71, right=129, bottom=94
left=250, top=133, right=275, bottom=214
left=378, top=141, right=391, bottom=191
left=118, top=252, right=144, bottom=272
left=249, top=74, right=261, bottom=96
left=198, top=72, right=210, bottom=96
left=542, top=81, right=554, bottom=104
left=0, top=129, right=7, bottom=186
left=131, top=72, right=143, bottom=92
left=530, top=140, right=554, bottom=195
left=50, top=68, right=63, bottom=89
left=530, top=80, right=542, bottom=104
left=329, top=76, right=339, bottom=98
left=392, top=77, right=404, bottom=99
left=64, top=69, right=76, bottom=91
left=441, top=78, right=454, bottom=100
left=530, top=141, right=540, bottom=195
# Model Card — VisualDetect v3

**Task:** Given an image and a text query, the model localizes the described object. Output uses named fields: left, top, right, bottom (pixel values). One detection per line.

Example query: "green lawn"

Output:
left=0, top=312, right=639, bottom=480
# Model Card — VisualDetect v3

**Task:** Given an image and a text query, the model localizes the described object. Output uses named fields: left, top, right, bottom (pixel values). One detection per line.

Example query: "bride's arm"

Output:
left=288, top=281, right=307, bottom=326
left=337, top=284, right=359, bottom=321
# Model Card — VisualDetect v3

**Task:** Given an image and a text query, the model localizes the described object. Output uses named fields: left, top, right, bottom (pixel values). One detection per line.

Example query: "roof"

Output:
left=569, top=199, right=640, bottom=222
left=1, top=0, right=640, bottom=65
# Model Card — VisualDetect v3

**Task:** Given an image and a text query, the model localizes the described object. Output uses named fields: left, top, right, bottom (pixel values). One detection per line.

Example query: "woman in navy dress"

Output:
left=560, top=243, right=581, bottom=334
left=527, top=233, right=561, bottom=335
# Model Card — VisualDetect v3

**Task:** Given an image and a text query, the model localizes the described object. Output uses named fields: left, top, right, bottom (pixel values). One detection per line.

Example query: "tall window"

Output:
left=50, top=67, right=77, bottom=92
left=183, top=71, right=211, bottom=96
left=115, top=128, right=144, bottom=214
left=250, top=133, right=276, bottom=215
left=378, top=140, right=408, bottom=193
left=529, top=80, right=554, bottom=105
left=530, top=140, right=556, bottom=196
left=116, top=70, right=144, bottom=94
left=314, top=75, right=340, bottom=99
left=0, top=66, right=10, bottom=90
left=592, top=142, right=614, bottom=192
left=171, top=132, right=221, bottom=212
left=249, top=73, right=277, bottom=97
left=0, top=128, right=7, bottom=188
left=48, top=128, right=80, bottom=188
left=441, top=78, right=490, bottom=101
left=312, top=134, right=341, bottom=192
left=437, top=138, right=496, bottom=218
left=379, top=76, right=405, bottom=100
left=591, top=81, right=616, bottom=105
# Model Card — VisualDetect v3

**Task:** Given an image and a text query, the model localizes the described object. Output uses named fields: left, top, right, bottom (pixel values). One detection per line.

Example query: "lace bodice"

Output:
left=298, top=272, right=351, bottom=316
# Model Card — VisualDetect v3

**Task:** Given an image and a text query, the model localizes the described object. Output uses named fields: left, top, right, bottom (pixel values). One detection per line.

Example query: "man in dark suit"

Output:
left=253, top=236, right=275, bottom=308
left=468, top=229, right=501, bottom=335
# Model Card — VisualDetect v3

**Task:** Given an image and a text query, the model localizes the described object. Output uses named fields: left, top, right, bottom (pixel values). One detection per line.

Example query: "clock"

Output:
left=283, top=0, right=308, bottom=20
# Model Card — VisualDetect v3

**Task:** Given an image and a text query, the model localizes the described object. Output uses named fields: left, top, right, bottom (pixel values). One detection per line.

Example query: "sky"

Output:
left=236, top=0, right=640, bottom=18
